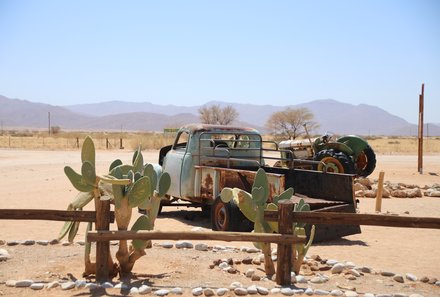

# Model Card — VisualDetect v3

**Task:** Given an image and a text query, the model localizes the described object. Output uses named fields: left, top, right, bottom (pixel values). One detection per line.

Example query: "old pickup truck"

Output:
left=158, top=124, right=360, bottom=241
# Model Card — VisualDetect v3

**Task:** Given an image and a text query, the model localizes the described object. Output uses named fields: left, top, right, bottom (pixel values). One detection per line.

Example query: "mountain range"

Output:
left=1, top=94, right=439, bottom=136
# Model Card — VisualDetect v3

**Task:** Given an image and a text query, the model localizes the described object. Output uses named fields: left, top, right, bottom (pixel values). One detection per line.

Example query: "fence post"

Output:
left=95, top=198, right=111, bottom=282
left=106, top=138, right=109, bottom=149
left=276, top=200, right=294, bottom=286
left=76, top=137, right=79, bottom=149
left=375, top=171, right=385, bottom=213
left=119, top=138, right=123, bottom=149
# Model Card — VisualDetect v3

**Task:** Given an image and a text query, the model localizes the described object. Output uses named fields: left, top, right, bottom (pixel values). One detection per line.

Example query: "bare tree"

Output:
left=266, top=107, right=318, bottom=139
left=198, top=104, right=239, bottom=125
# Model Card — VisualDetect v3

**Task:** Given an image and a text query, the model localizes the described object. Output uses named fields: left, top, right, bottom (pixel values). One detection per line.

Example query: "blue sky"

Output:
left=0, top=1, right=439, bottom=124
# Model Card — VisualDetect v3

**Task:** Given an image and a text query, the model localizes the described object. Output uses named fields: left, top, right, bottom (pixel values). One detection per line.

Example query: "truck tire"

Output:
left=355, top=146, right=376, bottom=177
left=211, top=197, right=252, bottom=232
left=314, top=149, right=355, bottom=174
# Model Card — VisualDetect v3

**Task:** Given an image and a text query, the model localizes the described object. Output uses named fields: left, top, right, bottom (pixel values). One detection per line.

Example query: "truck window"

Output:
left=173, top=131, right=189, bottom=150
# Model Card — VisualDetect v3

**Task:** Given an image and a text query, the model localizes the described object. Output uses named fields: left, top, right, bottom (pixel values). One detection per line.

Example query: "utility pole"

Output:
left=417, top=83, right=424, bottom=174
left=48, top=112, right=51, bottom=135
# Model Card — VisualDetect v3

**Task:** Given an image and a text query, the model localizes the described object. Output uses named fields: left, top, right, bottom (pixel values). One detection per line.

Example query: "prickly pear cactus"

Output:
left=220, top=168, right=315, bottom=275
left=220, top=168, right=294, bottom=275
left=60, top=137, right=170, bottom=278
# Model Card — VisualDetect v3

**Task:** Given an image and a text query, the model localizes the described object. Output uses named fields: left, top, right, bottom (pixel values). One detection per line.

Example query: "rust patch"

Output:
left=200, top=173, right=214, bottom=199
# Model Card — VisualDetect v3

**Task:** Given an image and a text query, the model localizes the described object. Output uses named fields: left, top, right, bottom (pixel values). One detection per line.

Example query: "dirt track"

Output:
left=0, top=149, right=439, bottom=296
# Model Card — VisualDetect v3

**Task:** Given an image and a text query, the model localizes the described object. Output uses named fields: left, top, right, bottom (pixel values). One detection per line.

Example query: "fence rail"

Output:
left=87, top=230, right=305, bottom=244
left=0, top=209, right=114, bottom=223
left=264, top=210, right=440, bottom=229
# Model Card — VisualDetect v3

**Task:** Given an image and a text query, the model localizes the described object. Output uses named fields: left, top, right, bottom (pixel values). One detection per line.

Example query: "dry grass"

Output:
left=1, top=130, right=439, bottom=154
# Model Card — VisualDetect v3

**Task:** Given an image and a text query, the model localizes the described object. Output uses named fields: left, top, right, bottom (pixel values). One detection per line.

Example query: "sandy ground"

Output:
left=0, top=148, right=439, bottom=296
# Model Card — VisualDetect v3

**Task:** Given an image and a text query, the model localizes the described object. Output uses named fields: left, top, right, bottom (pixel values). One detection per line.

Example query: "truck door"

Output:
left=162, top=130, right=190, bottom=198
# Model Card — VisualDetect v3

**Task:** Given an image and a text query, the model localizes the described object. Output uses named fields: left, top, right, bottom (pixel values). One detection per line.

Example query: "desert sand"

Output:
left=0, top=148, right=439, bottom=296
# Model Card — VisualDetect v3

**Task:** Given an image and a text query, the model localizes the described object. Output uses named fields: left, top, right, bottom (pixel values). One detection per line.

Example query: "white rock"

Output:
left=204, top=288, right=215, bottom=296
left=305, top=288, right=314, bottom=295
left=409, top=294, right=424, bottom=297
left=130, top=287, right=139, bottom=295
left=76, top=240, right=85, bottom=246
left=47, top=281, right=60, bottom=288
left=270, top=288, right=281, bottom=294
left=171, top=287, right=183, bottom=295
left=364, top=294, right=375, bottom=297
left=326, top=259, right=338, bottom=265
left=214, top=245, right=226, bottom=250
left=219, top=262, right=229, bottom=269
left=230, top=282, right=242, bottom=289
left=61, top=241, right=71, bottom=246
left=436, top=281, right=440, bottom=286
left=36, top=240, right=49, bottom=246
left=159, top=242, right=174, bottom=248
left=234, top=287, right=248, bottom=296
left=257, top=286, right=269, bottom=295
left=139, top=285, right=153, bottom=294
left=344, top=291, right=358, bottom=297
left=245, top=268, right=255, bottom=278
left=247, top=285, right=258, bottom=294
left=5, top=280, right=16, bottom=287
left=191, top=227, right=204, bottom=232
left=75, top=279, right=87, bottom=288
left=101, top=282, right=114, bottom=288
left=330, top=290, right=344, bottom=296
left=15, top=280, right=33, bottom=287
left=345, top=261, right=356, bottom=268
left=296, top=275, right=307, bottom=283
left=280, top=287, right=294, bottom=296
left=331, top=263, right=345, bottom=274
left=216, top=288, right=229, bottom=296
left=30, top=283, right=44, bottom=290
left=192, top=287, right=203, bottom=296
left=314, top=289, right=330, bottom=295
left=310, top=276, right=324, bottom=283
left=349, top=269, right=361, bottom=277
left=246, top=247, right=260, bottom=253
left=293, top=289, right=305, bottom=294
left=175, top=241, right=193, bottom=249
left=86, top=283, right=98, bottom=290
left=0, top=249, right=11, bottom=261
left=195, top=243, right=209, bottom=251
left=405, top=273, right=417, bottom=281
left=155, top=289, right=170, bottom=296
left=21, top=240, right=35, bottom=246
left=61, top=281, right=76, bottom=290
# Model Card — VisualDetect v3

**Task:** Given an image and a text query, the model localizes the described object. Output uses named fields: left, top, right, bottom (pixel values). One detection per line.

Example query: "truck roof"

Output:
left=181, top=123, right=260, bottom=134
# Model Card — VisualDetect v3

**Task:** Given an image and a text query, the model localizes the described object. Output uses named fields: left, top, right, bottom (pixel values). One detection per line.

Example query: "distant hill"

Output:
left=1, top=94, right=439, bottom=136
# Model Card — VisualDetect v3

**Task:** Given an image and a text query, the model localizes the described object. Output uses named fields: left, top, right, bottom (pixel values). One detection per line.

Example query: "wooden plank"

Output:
left=264, top=210, right=440, bottom=229
left=0, top=209, right=114, bottom=223
left=95, top=200, right=111, bottom=282
left=375, top=171, right=385, bottom=212
left=275, top=200, right=294, bottom=286
left=87, top=230, right=305, bottom=244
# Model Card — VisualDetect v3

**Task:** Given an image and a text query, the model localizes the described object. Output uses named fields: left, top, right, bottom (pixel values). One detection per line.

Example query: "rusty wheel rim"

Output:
left=317, top=156, right=344, bottom=173
left=356, top=151, right=368, bottom=170
left=214, top=202, right=228, bottom=230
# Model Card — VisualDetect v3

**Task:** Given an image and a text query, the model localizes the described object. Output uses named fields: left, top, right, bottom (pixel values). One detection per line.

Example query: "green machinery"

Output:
left=278, top=133, right=376, bottom=177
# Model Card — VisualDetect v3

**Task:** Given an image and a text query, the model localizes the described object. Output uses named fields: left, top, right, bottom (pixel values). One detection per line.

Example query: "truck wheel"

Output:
left=355, top=146, right=376, bottom=177
left=314, top=149, right=355, bottom=174
left=211, top=197, right=243, bottom=231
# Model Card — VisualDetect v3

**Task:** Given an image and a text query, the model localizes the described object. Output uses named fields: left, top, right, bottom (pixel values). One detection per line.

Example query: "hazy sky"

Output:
left=0, top=1, right=439, bottom=124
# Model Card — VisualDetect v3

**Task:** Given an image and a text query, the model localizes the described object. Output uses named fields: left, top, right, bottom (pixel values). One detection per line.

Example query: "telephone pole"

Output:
left=48, top=112, right=51, bottom=135
left=417, top=83, right=424, bottom=174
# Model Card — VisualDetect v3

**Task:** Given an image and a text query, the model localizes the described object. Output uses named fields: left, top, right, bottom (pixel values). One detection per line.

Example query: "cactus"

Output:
left=221, top=168, right=293, bottom=275
left=61, top=137, right=170, bottom=278
left=291, top=199, right=315, bottom=274
left=220, top=168, right=315, bottom=276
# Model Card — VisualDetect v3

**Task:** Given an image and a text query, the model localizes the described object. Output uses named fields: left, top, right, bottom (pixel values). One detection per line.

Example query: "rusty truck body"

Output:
left=159, top=124, right=360, bottom=241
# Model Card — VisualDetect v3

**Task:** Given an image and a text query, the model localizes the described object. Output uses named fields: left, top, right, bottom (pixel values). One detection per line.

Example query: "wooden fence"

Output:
left=2, top=200, right=440, bottom=286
